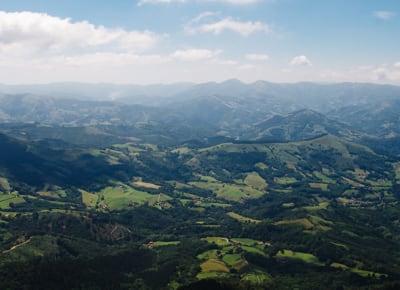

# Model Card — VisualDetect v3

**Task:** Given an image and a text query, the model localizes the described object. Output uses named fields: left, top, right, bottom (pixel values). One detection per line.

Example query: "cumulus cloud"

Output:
left=394, top=62, right=400, bottom=68
left=186, top=17, right=271, bottom=36
left=238, top=64, right=255, bottom=70
left=245, top=53, right=269, bottom=61
left=138, top=0, right=260, bottom=6
left=0, top=11, right=158, bottom=56
left=373, top=10, right=396, bottom=20
left=290, top=55, right=312, bottom=66
left=55, top=53, right=170, bottom=67
left=171, top=48, right=222, bottom=61
left=373, top=68, right=388, bottom=81
left=369, top=64, right=400, bottom=82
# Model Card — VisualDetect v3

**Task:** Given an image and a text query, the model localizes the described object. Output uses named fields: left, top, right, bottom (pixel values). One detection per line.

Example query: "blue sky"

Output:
left=0, top=0, right=399, bottom=84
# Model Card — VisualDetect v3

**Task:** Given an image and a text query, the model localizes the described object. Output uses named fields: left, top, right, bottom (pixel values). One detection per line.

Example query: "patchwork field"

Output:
left=96, top=183, right=171, bottom=210
left=0, top=193, right=25, bottom=209
left=197, top=236, right=269, bottom=281
left=189, top=176, right=264, bottom=202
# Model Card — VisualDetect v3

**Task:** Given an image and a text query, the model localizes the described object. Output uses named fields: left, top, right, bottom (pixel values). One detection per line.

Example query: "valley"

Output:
left=0, top=81, right=399, bottom=289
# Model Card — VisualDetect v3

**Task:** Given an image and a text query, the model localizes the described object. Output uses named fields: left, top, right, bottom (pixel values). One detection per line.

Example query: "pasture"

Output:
left=227, top=212, right=261, bottom=224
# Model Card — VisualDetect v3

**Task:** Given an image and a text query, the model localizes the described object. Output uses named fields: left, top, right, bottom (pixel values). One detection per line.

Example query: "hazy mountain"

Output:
left=329, top=99, right=400, bottom=137
left=0, top=82, right=194, bottom=103
left=1, top=81, right=399, bottom=147
left=250, top=109, right=358, bottom=142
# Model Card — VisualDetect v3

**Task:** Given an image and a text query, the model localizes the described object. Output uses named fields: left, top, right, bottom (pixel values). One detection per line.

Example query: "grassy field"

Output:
left=309, top=183, right=328, bottom=191
left=331, top=262, right=387, bottom=278
left=241, top=245, right=266, bottom=256
left=255, top=162, right=268, bottom=170
left=202, top=237, right=266, bottom=256
left=275, top=215, right=332, bottom=232
left=276, top=250, right=323, bottom=266
left=222, top=254, right=248, bottom=271
left=282, top=202, right=295, bottom=208
left=227, top=212, right=261, bottom=224
left=171, top=147, right=191, bottom=154
left=303, top=201, right=330, bottom=211
left=366, top=179, right=392, bottom=188
left=203, top=237, right=231, bottom=247
left=197, top=249, right=220, bottom=260
left=231, top=238, right=263, bottom=247
left=274, top=177, right=297, bottom=185
left=152, top=241, right=180, bottom=247
left=197, top=236, right=268, bottom=280
left=97, top=183, right=170, bottom=210
left=132, top=180, right=160, bottom=190
left=241, top=271, right=271, bottom=284
left=222, top=253, right=241, bottom=266
left=196, top=271, right=230, bottom=280
left=313, top=171, right=335, bottom=183
left=80, top=189, right=98, bottom=207
left=190, top=176, right=264, bottom=202
left=244, top=172, right=268, bottom=190
left=0, top=193, right=25, bottom=209
left=200, top=259, right=230, bottom=273
left=275, top=218, right=314, bottom=230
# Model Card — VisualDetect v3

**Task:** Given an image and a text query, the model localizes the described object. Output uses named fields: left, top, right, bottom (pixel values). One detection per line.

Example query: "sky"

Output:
left=0, top=0, right=399, bottom=84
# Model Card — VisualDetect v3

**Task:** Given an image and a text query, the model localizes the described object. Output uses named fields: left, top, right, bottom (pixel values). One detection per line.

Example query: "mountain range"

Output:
left=0, top=81, right=400, bottom=290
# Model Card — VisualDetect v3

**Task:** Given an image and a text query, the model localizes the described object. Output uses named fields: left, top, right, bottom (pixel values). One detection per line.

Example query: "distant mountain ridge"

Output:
left=0, top=80, right=399, bottom=148
left=247, top=109, right=357, bottom=142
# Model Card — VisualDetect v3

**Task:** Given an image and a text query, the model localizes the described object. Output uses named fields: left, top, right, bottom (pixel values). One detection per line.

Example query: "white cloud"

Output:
left=57, top=53, right=170, bottom=67
left=186, top=17, right=271, bottom=36
left=245, top=53, right=269, bottom=61
left=188, top=11, right=219, bottom=24
left=138, top=0, right=260, bottom=6
left=394, top=62, right=400, bottom=68
left=171, top=48, right=222, bottom=61
left=373, top=68, right=388, bottom=81
left=0, top=11, right=158, bottom=56
left=290, top=55, right=312, bottom=66
left=373, top=10, right=396, bottom=20
left=213, top=59, right=238, bottom=65
left=238, top=64, right=255, bottom=70
left=369, top=65, right=400, bottom=82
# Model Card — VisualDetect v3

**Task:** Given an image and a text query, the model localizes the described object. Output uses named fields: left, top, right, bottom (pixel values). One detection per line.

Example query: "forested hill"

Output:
left=0, top=82, right=399, bottom=289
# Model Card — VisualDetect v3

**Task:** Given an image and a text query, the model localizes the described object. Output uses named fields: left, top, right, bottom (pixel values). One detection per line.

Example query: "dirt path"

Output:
left=2, top=237, right=32, bottom=254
